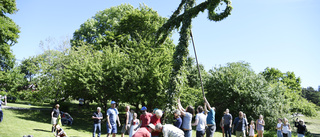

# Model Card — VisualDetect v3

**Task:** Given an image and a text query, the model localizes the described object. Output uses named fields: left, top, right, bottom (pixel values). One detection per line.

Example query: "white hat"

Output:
left=148, top=123, right=155, bottom=130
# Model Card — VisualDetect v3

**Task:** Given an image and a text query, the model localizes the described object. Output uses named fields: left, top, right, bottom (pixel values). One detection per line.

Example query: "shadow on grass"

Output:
left=33, top=128, right=51, bottom=132
left=11, top=103, right=102, bottom=133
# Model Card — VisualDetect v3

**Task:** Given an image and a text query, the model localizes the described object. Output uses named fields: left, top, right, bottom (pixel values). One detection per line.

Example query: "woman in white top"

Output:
left=192, top=106, right=207, bottom=137
left=276, top=118, right=283, bottom=137
left=281, top=118, right=291, bottom=137
left=129, top=113, right=139, bottom=137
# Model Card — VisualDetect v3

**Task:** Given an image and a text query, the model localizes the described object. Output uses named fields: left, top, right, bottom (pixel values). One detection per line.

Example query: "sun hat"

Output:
left=148, top=123, right=155, bottom=130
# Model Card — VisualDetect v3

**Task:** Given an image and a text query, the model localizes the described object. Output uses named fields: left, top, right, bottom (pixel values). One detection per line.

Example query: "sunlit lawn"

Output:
left=1, top=102, right=319, bottom=137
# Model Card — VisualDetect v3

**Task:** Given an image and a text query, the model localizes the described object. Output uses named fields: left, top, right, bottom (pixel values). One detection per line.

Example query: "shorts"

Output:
left=121, top=124, right=130, bottom=133
left=107, top=124, right=117, bottom=134
left=51, top=117, right=58, bottom=124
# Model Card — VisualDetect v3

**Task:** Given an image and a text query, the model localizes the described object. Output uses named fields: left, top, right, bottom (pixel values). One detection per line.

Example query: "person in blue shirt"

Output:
left=204, top=97, right=216, bottom=137
left=232, top=111, right=248, bottom=137
left=106, top=101, right=121, bottom=137
left=173, top=109, right=182, bottom=128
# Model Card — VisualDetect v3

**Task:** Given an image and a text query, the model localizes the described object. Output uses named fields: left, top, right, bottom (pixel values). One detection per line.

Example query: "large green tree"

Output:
left=205, top=62, right=290, bottom=129
left=71, top=4, right=175, bottom=111
left=0, top=0, right=20, bottom=71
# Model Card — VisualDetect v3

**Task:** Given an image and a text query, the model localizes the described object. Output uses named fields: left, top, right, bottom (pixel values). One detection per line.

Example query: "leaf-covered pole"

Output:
left=157, top=0, right=233, bottom=118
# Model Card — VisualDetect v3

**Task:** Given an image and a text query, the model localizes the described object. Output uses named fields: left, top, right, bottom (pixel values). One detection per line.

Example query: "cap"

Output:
left=141, top=106, right=147, bottom=111
left=111, top=101, right=116, bottom=104
left=148, top=123, right=155, bottom=130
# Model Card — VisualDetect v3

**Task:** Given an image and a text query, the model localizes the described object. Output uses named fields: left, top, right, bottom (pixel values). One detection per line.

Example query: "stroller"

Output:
left=60, top=111, right=73, bottom=126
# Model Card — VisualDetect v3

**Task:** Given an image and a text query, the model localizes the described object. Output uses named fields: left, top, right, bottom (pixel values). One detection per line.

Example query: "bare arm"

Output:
left=192, top=117, right=199, bottom=126
left=204, top=102, right=208, bottom=115
left=51, top=111, right=54, bottom=118
left=106, top=115, right=111, bottom=128
left=177, top=99, right=186, bottom=116
left=117, top=115, right=121, bottom=127
left=204, top=97, right=212, bottom=110
left=256, top=120, right=258, bottom=131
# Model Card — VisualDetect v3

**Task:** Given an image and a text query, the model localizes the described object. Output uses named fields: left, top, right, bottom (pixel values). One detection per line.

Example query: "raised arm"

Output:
left=177, top=99, right=186, bottom=116
left=204, top=97, right=212, bottom=110
left=204, top=102, right=208, bottom=115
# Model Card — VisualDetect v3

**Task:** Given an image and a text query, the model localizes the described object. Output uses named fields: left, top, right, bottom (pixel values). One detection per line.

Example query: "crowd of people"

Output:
left=47, top=97, right=307, bottom=137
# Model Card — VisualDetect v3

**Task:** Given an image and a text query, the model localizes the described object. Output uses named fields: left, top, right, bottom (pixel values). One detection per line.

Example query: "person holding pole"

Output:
left=204, top=97, right=216, bottom=137
left=177, top=99, right=194, bottom=137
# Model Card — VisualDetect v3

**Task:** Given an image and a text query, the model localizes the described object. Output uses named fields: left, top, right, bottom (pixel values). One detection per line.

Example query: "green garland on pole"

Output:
left=157, top=0, right=233, bottom=118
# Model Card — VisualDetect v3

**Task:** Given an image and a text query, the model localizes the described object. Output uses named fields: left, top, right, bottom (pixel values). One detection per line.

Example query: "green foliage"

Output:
left=154, top=0, right=233, bottom=114
left=302, top=87, right=320, bottom=106
left=71, top=4, right=135, bottom=49
left=0, top=66, right=26, bottom=92
left=0, top=0, right=20, bottom=71
left=261, top=67, right=317, bottom=116
left=19, top=57, right=40, bottom=82
left=70, top=4, right=176, bottom=111
left=205, top=62, right=290, bottom=129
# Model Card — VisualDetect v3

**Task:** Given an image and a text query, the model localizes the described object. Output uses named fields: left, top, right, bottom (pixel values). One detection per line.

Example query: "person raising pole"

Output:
left=204, top=96, right=216, bottom=137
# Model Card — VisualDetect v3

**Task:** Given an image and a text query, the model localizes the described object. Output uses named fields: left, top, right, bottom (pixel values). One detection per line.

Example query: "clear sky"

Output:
left=8, top=0, right=320, bottom=89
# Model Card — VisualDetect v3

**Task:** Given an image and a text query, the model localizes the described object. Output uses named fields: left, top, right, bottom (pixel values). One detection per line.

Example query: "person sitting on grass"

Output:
left=55, top=125, right=67, bottom=137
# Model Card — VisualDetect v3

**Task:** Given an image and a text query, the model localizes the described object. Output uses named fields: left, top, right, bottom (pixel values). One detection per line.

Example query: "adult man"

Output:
left=136, top=106, right=153, bottom=130
left=92, top=107, right=103, bottom=137
left=204, top=97, right=216, bottom=137
left=107, top=101, right=121, bottom=137
left=192, top=106, right=207, bottom=137
left=0, top=95, right=7, bottom=122
left=132, top=123, right=155, bottom=137
left=155, top=123, right=185, bottom=137
left=121, top=106, right=132, bottom=137
left=232, top=111, right=248, bottom=137
left=150, top=109, right=163, bottom=137
left=222, top=109, right=232, bottom=137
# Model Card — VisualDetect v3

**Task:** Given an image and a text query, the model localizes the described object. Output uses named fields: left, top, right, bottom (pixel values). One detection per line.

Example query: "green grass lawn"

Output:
left=1, top=102, right=319, bottom=137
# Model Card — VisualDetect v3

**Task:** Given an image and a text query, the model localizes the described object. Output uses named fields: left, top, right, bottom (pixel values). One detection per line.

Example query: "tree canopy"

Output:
left=0, top=0, right=20, bottom=71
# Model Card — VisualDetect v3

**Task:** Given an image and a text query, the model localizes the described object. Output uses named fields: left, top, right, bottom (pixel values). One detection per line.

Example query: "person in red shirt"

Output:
left=136, top=106, right=153, bottom=130
left=133, top=123, right=155, bottom=137
left=150, top=109, right=163, bottom=137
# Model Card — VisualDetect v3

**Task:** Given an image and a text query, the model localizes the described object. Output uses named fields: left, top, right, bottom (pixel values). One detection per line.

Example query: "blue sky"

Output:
left=9, top=0, right=320, bottom=89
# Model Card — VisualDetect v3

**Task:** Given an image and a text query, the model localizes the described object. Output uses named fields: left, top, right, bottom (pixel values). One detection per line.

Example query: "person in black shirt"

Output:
left=92, top=107, right=103, bottom=137
left=51, top=104, right=60, bottom=132
left=295, top=118, right=307, bottom=137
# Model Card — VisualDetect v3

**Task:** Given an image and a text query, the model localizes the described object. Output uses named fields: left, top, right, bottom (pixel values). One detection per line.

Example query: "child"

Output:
left=55, top=125, right=67, bottom=137
left=276, top=118, right=283, bottom=137
left=129, top=113, right=140, bottom=137
left=281, top=118, right=291, bottom=137
left=249, top=120, right=255, bottom=137
left=256, top=115, right=265, bottom=137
